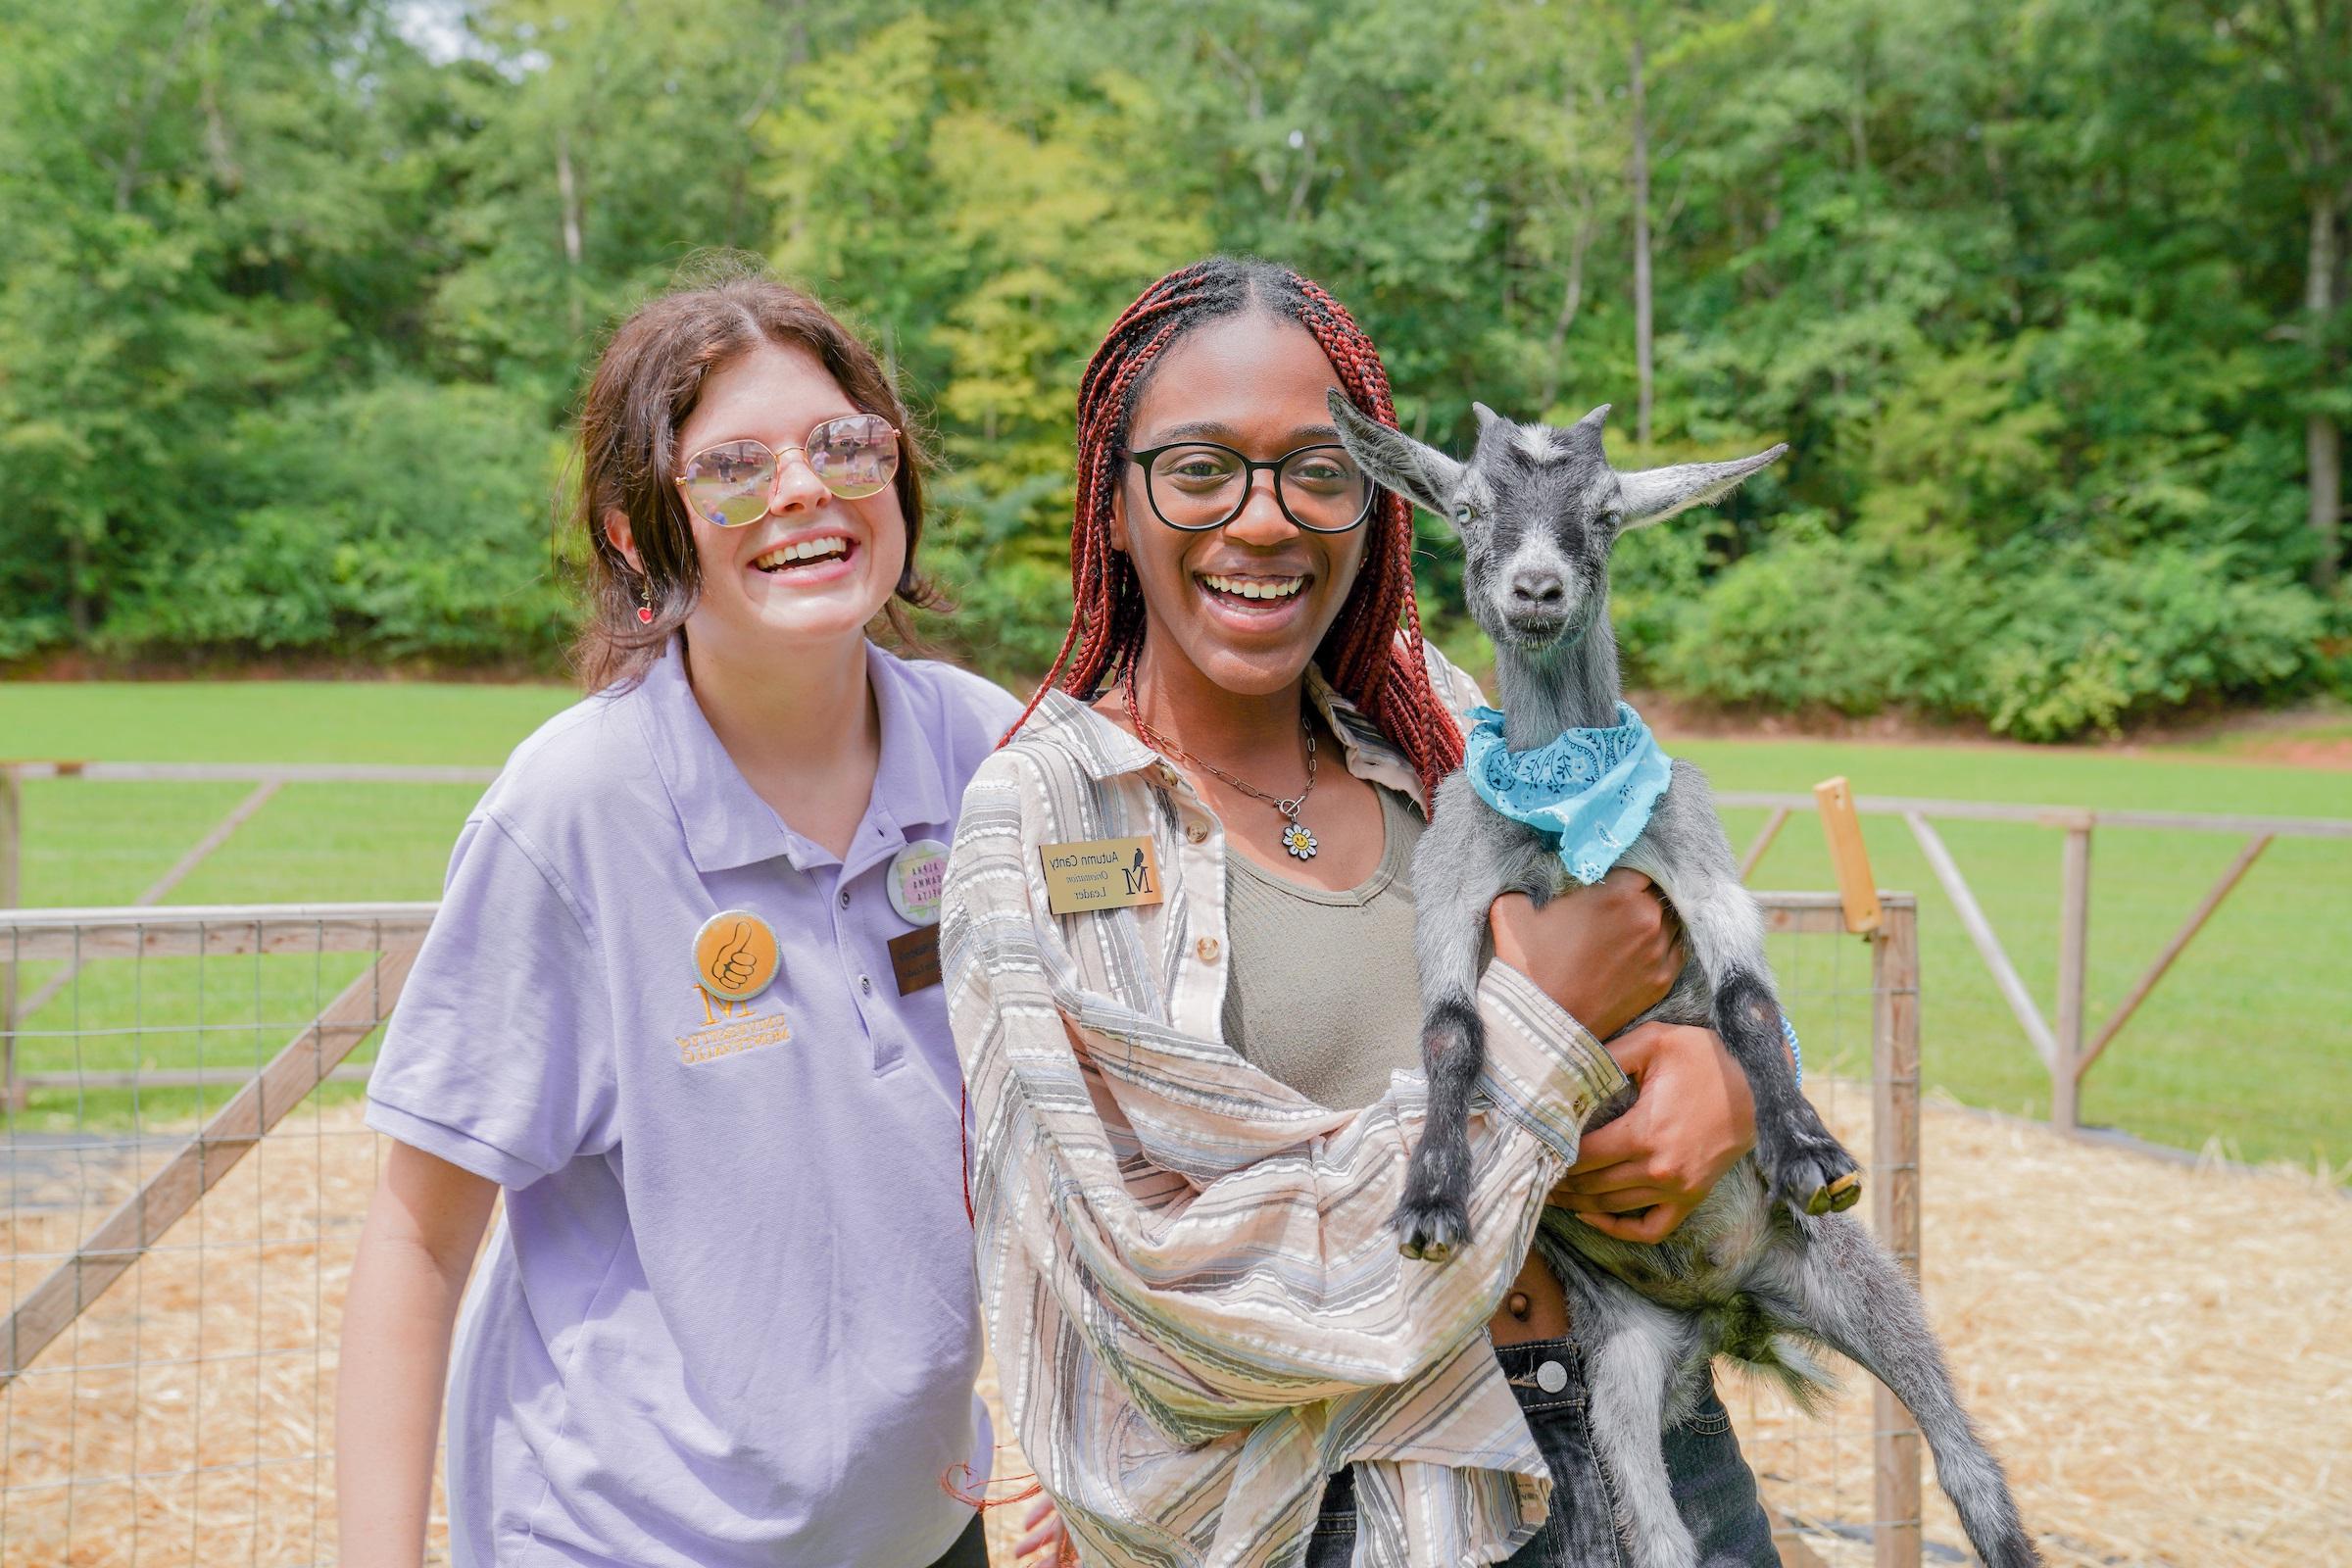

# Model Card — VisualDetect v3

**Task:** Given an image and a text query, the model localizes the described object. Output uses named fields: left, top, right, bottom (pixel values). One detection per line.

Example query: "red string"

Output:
left=959, top=1077, right=975, bottom=1228
left=940, top=1458, right=1081, bottom=1565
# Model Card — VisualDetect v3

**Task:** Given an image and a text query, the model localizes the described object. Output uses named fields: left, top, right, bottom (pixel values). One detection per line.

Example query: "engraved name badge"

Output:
left=888, top=926, right=942, bottom=994
left=1039, top=836, right=1164, bottom=916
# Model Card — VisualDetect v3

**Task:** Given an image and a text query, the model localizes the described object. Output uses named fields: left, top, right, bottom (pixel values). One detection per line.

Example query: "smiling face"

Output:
left=1111, top=312, right=1371, bottom=700
left=1327, top=396, right=1788, bottom=657
left=637, top=339, right=908, bottom=667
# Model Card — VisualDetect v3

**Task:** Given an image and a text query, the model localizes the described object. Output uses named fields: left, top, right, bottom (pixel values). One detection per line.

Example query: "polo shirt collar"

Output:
left=1021, top=665, right=1430, bottom=811
left=633, top=639, right=948, bottom=875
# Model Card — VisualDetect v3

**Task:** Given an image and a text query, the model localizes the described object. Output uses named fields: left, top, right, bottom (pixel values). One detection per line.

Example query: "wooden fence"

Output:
left=0, top=762, right=488, bottom=1107
left=0, top=894, right=1927, bottom=1567
left=1728, top=789, right=2351, bottom=1130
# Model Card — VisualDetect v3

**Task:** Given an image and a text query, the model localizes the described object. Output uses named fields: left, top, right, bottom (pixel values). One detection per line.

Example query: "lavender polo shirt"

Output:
left=365, top=640, right=1023, bottom=1568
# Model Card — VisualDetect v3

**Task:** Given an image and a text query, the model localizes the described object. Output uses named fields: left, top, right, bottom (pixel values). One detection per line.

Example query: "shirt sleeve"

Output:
left=365, top=811, right=618, bottom=1190
left=943, top=749, right=1629, bottom=1441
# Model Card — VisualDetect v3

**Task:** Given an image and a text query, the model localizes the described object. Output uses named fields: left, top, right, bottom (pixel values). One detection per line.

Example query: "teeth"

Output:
left=754, top=536, right=851, bottom=569
left=1202, top=574, right=1304, bottom=601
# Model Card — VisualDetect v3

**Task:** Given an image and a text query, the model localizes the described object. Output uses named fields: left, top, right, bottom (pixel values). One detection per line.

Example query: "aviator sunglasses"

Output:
left=674, top=413, right=903, bottom=527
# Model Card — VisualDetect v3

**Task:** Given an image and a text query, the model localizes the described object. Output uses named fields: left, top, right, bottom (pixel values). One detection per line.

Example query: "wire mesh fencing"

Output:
left=1, top=906, right=431, bottom=1568
left=2, top=895, right=1925, bottom=1568
left=1733, top=892, right=1924, bottom=1568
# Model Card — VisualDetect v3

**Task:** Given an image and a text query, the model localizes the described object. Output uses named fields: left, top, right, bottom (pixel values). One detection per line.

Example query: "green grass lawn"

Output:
left=3, top=680, right=2346, bottom=1173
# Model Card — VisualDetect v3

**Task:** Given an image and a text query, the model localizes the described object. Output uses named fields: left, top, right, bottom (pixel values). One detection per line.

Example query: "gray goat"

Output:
left=1330, top=392, right=2039, bottom=1568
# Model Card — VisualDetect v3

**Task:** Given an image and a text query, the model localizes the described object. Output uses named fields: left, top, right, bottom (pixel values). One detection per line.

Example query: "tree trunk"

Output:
left=556, top=128, right=586, bottom=339
left=1540, top=77, right=1595, bottom=413
left=2308, top=184, right=2343, bottom=589
left=66, top=532, right=91, bottom=645
left=1631, top=34, right=1653, bottom=447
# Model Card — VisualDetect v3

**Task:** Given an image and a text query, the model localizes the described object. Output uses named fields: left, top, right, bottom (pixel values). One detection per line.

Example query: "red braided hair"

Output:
left=1004, top=257, right=1465, bottom=804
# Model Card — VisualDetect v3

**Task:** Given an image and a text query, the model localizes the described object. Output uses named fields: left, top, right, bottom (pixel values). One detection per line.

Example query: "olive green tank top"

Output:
left=1219, top=785, right=1429, bottom=1108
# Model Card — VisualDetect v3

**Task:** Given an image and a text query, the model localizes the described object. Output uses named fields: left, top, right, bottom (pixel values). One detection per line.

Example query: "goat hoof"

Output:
left=1765, top=1117, right=1863, bottom=1219
left=1798, top=1169, right=1864, bottom=1216
left=1393, top=1195, right=1470, bottom=1264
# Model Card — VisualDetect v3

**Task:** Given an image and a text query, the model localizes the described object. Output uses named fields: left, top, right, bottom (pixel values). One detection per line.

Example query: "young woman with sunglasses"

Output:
left=336, top=265, right=1060, bottom=1568
left=943, top=257, right=1778, bottom=1565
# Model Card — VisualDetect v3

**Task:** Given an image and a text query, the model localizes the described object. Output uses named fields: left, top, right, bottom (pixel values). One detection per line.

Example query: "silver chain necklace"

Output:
left=1120, top=664, right=1321, bottom=859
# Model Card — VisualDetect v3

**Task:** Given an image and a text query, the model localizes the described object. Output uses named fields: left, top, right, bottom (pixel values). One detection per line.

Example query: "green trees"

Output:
left=1, top=0, right=2343, bottom=735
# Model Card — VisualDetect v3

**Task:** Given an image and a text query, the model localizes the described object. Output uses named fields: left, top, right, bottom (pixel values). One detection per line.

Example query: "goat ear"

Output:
left=1616, top=443, right=1788, bottom=529
left=1326, top=389, right=1464, bottom=524
left=1471, top=401, right=1503, bottom=435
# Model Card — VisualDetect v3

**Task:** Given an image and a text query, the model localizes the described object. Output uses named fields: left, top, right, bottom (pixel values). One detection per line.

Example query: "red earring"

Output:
left=637, top=576, right=656, bottom=625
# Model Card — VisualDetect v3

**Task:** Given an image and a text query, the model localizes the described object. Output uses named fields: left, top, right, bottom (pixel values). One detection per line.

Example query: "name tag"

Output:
left=888, top=926, right=942, bottom=994
left=1040, top=836, right=1164, bottom=916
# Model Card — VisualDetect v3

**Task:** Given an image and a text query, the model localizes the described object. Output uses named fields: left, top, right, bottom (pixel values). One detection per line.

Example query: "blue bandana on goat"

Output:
left=1461, top=701, right=1674, bottom=886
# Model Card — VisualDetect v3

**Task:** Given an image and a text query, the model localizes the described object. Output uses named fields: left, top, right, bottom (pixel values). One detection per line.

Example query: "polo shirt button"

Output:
left=1186, top=822, right=1208, bottom=844
left=859, top=975, right=873, bottom=995
left=1154, top=763, right=1179, bottom=789
left=839, top=891, right=851, bottom=908
left=1195, top=937, right=1220, bottom=963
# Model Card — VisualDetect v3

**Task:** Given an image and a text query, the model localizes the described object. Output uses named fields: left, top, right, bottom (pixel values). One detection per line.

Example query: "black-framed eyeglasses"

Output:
left=1125, top=441, right=1374, bottom=534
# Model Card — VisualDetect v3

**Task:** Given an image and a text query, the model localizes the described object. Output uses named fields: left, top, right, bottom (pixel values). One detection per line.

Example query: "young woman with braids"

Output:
left=942, top=257, right=1780, bottom=1566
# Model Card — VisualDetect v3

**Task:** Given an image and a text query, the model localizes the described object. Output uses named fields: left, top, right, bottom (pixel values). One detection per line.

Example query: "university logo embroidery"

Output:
left=677, top=985, right=791, bottom=1066
left=692, top=988, right=757, bottom=1027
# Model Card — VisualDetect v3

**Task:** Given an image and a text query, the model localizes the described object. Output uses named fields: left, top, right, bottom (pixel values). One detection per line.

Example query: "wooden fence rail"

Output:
left=1723, top=789, right=2351, bottom=1130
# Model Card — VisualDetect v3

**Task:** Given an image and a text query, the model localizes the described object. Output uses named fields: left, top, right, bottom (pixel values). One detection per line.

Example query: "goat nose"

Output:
left=1508, top=568, right=1566, bottom=608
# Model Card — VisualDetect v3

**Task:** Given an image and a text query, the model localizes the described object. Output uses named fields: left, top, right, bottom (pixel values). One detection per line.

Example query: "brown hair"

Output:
left=568, top=255, right=939, bottom=693
left=1005, top=256, right=1465, bottom=803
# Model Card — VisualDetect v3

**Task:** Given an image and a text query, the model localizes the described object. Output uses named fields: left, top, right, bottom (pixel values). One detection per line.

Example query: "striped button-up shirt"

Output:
left=942, top=657, right=1632, bottom=1567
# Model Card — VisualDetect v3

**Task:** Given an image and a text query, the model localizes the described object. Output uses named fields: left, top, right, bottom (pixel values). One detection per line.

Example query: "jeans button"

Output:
left=1536, top=1359, right=1568, bottom=1394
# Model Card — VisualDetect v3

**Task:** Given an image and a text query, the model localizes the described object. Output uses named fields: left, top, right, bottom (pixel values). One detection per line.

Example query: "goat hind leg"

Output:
left=1788, top=1220, right=2042, bottom=1568
left=1574, top=1274, right=1704, bottom=1568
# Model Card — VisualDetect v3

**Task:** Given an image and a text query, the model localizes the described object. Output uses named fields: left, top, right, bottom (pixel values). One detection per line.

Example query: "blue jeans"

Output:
left=1302, top=1336, right=1779, bottom=1567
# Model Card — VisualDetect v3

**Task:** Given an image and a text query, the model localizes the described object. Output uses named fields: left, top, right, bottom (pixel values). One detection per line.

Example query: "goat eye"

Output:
left=1452, top=503, right=1474, bottom=523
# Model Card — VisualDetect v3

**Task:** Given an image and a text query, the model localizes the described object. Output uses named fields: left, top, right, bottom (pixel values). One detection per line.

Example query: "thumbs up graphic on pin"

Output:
left=708, top=920, right=756, bottom=990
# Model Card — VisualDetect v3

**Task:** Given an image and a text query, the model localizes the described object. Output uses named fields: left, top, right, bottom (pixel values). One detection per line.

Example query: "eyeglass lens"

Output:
left=1143, top=444, right=1369, bottom=532
left=679, top=414, right=900, bottom=527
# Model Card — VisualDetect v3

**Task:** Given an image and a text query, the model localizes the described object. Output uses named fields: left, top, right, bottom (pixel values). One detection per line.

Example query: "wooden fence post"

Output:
left=2053, top=823, right=2092, bottom=1130
left=1871, top=900, right=1924, bottom=1568
left=1813, top=777, right=1883, bottom=934
left=1, top=764, right=19, bottom=1112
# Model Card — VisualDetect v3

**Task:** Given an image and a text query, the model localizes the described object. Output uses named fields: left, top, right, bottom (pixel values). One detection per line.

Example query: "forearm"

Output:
left=970, top=976, right=1622, bottom=1426
left=335, top=1152, right=491, bottom=1567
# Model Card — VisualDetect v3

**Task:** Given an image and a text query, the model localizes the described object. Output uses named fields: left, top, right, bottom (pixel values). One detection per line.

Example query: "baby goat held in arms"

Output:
left=1329, top=391, right=2040, bottom=1568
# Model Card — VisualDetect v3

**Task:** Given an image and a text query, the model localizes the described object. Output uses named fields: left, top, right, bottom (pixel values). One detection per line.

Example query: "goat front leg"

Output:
left=1396, top=785, right=1551, bottom=1262
left=1630, top=770, right=1861, bottom=1217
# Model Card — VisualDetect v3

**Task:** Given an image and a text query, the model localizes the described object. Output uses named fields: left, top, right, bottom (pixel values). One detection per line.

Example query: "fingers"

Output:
left=1014, top=1501, right=1064, bottom=1560
left=1551, top=1156, right=1655, bottom=1196
left=1552, top=1184, right=1675, bottom=1215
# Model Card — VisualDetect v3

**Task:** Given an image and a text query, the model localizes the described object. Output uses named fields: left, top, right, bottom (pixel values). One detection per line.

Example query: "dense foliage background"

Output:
left=3, top=0, right=2346, bottom=738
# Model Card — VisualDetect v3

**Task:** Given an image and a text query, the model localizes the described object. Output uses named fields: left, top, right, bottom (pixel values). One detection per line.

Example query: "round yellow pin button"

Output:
left=693, top=909, right=780, bottom=1002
